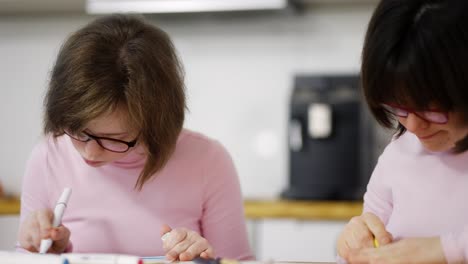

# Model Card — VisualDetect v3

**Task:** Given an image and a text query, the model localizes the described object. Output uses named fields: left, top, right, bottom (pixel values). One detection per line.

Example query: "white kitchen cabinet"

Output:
left=248, top=219, right=346, bottom=262
left=0, top=216, right=20, bottom=250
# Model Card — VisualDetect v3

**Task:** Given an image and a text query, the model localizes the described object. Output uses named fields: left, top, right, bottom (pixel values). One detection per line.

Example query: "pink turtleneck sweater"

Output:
left=363, top=132, right=468, bottom=263
left=18, top=129, right=253, bottom=260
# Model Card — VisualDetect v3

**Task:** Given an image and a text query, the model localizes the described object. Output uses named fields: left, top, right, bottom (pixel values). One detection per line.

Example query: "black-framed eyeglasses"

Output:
left=64, top=130, right=138, bottom=153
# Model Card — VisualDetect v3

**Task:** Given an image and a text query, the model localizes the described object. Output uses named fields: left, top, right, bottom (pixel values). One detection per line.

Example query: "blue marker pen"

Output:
left=140, top=256, right=167, bottom=264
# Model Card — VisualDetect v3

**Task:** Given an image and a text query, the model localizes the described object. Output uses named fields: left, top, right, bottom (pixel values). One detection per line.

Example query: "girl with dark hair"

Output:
left=17, top=14, right=253, bottom=261
left=337, top=0, right=468, bottom=263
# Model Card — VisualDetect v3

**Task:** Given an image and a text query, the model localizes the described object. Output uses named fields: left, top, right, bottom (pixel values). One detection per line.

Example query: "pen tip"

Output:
left=39, top=239, right=52, bottom=254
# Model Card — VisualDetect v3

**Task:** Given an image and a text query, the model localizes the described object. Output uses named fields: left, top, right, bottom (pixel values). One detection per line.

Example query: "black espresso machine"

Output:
left=282, top=75, right=374, bottom=200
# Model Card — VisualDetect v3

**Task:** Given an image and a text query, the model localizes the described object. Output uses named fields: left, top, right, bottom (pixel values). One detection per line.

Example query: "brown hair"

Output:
left=44, top=14, right=186, bottom=189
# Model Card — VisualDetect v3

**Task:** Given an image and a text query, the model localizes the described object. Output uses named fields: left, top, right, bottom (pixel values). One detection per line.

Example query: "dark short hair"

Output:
left=361, top=0, right=468, bottom=152
left=44, top=14, right=186, bottom=189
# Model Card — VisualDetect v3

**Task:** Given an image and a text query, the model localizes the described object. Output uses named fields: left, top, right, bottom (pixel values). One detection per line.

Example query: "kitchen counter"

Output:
left=0, top=197, right=363, bottom=220
left=244, top=199, right=362, bottom=220
left=0, top=197, right=21, bottom=215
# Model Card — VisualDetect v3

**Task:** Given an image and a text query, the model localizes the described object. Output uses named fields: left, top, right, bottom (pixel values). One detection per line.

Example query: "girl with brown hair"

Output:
left=17, top=14, right=253, bottom=261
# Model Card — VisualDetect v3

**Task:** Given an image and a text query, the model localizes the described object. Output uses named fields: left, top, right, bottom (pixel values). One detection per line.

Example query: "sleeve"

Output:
left=16, top=139, right=51, bottom=251
left=362, top=151, right=394, bottom=225
left=440, top=227, right=468, bottom=263
left=200, top=141, right=254, bottom=260
left=20, top=140, right=51, bottom=222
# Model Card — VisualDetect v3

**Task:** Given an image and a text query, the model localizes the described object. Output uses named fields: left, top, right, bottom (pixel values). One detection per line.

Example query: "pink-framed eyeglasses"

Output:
left=381, top=103, right=449, bottom=124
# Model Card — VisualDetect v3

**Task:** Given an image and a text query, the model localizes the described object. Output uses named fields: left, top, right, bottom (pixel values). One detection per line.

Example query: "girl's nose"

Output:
left=83, top=139, right=103, bottom=158
left=403, top=113, right=430, bottom=132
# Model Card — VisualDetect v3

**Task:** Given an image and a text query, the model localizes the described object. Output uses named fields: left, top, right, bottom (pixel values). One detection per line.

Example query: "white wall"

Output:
left=0, top=5, right=375, bottom=197
left=0, top=4, right=377, bottom=258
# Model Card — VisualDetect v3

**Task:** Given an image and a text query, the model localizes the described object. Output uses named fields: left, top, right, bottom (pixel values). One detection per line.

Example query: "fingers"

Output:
left=36, top=210, right=54, bottom=239
left=160, top=224, right=172, bottom=238
left=362, top=212, right=393, bottom=246
left=347, top=216, right=374, bottom=249
left=168, top=239, right=193, bottom=260
left=177, top=238, right=211, bottom=261
left=162, top=227, right=187, bottom=251
left=336, top=236, right=350, bottom=259
left=161, top=227, right=214, bottom=261
left=337, top=213, right=390, bottom=259
left=163, top=228, right=189, bottom=260
left=200, top=247, right=215, bottom=259
left=49, top=225, right=71, bottom=253
left=27, top=218, right=42, bottom=252
left=50, top=225, right=70, bottom=242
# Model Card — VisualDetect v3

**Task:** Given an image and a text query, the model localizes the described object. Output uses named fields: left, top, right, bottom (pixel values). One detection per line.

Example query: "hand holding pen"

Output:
left=336, top=212, right=393, bottom=260
left=18, top=188, right=72, bottom=254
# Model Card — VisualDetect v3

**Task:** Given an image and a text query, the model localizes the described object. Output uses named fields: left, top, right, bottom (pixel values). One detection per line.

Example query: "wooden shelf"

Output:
left=244, top=199, right=362, bottom=220
left=0, top=197, right=20, bottom=215
left=0, top=197, right=363, bottom=220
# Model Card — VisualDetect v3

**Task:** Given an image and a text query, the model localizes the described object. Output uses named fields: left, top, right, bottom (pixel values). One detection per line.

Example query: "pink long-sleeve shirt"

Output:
left=19, top=129, right=253, bottom=260
left=364, top=132, right=468, bottom=263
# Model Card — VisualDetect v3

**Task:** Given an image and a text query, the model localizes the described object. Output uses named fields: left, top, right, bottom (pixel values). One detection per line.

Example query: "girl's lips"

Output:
left=84, top=159, right=104, bottom=166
